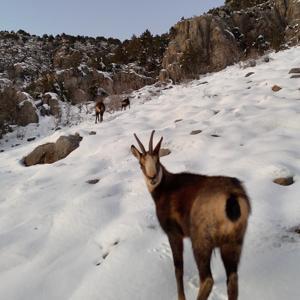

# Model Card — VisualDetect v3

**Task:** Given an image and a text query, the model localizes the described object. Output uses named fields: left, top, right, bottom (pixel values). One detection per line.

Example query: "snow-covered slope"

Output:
left=0, top=47, right=300, bottom=300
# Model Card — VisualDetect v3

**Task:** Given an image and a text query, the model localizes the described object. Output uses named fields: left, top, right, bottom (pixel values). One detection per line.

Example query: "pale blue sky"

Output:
left=0, top=0, right=224, bottom=40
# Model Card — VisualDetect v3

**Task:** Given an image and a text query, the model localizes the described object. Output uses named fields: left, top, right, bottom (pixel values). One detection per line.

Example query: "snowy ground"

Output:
left=0, top=47, right=300, bottom=300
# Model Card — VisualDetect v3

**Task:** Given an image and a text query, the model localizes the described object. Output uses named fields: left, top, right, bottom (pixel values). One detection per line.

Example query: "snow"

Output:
left=0, top=46, right=300, bottom=300
left=44, top=92, right=59, bottom=100
left=96, top=70, right=113, bottom=81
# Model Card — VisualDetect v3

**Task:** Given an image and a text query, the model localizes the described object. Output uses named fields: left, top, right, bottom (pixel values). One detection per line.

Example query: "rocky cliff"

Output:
left=162, top=0, right=300, bottom=81
left=0, top=30, right=168, bottom=135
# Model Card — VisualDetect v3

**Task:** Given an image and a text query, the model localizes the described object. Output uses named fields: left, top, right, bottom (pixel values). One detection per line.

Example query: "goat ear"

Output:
left=131, top=145, right=141, bottom=160
left=153, top=137, right=163, bottom=155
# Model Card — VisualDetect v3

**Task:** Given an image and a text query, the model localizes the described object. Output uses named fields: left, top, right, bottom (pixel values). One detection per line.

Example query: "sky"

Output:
left=0, top=0, right=224, bottom=40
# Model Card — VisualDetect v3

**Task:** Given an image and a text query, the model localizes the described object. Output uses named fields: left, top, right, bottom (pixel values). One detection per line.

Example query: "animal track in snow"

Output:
left=95, top=239, right=120, bottom=266
left=149, top=242, right=172, bottom=260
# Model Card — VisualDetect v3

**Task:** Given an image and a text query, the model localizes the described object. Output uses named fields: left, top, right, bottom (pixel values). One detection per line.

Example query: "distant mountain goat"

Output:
left=131, top=130, right=251, bottom=300
left=95, top=101, right=105, bottom=123
left=121, top=98, right=130, bottom=110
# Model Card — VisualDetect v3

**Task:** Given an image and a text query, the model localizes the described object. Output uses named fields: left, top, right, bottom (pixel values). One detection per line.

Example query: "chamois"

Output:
left=95, top=101, right=105, bottom=123
left=121, top=97, right=130, bottom=110
left=131, top=131, right=251, bottom=300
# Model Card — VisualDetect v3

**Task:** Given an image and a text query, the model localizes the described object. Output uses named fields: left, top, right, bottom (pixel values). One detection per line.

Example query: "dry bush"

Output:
left=105, top=95, right=124, bottom=113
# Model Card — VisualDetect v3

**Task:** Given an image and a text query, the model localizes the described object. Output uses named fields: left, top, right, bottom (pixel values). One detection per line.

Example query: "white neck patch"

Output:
left=145, top=165, right=163, bottom=192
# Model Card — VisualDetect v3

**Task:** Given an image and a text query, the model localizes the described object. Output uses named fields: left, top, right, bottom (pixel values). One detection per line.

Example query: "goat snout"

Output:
left=150, top=178, right=157, bottom=185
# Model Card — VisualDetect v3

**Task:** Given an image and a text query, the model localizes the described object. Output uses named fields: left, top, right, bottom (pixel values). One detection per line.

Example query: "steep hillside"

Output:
left=0, top=46, right=299, bottom=300
left=162, top=0, right=300, bottom=81
left=0, top=30, right=169, bottom=136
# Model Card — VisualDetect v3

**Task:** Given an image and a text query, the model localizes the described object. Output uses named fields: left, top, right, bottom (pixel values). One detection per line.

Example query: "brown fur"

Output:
left=95, top=101, right=105, bottom=123
left=131, top=131, right=251, bottom=300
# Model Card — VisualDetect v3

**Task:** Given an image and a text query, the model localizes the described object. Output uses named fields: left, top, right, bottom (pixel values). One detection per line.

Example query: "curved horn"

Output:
left=134, top=133, right=146, bottom=154
left=149, top=130, right=155, bottom=154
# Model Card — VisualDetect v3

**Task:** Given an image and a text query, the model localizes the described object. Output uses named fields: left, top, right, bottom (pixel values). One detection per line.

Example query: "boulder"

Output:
left=272, top=85, right=282, bottom=92
left=27, top=137, right=36, bottom=142
left=86, top=178, right=100, bottom=184
left=23, top=133, right=83, bottom=166
left=273, top=176, right=294, bottom=186
left=245, top=72, right=255, bottom=77
left=54, top=134, right=82, bottom=159
left=23, top=143, right=56, bottom=166
left=288, top=68, right=300, bottom=74
left=16, top=100, right=39, bottom=126
left=42, top=93, right=61, bottom=118
left=190, top=130, right=202, bottom=135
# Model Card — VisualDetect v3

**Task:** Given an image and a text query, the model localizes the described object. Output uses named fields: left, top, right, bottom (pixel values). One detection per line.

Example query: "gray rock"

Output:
left=16, top=101, right=39, bottom=126
left=293, top=226, right=300, bottom=235
left=23, top=143, right=55, bottom=166
left=272, top=85, right=282, bottom=92
left=162, top=0, right=295, bottom=82
left=288, top=68, right=300, bottom=74
left=42, top=93, right=61, bottom=118
left=273, top=176, right=294, bottom=186
left=290, top=74, right=300, bottom=79
left=175, top=119, right=183, bottom=123
left=190, top=130, right=202, bottom=135
left=54, top=134, right=83, bottom=160
left=245, top=72, right=255, bottom=77
left=86, top=178, right=100, bottom=184
left=23, top=133, right=83, bottom=166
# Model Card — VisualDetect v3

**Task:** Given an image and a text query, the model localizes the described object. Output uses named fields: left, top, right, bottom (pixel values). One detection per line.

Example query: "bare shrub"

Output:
left=105, top=95, right=124, bottom=113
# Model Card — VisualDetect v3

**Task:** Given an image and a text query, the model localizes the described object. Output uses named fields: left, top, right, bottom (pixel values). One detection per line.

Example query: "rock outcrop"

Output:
left=42, top=92, right=61, bottom=117
left=276, top=0, right=300, bottom=45
left=112, top=71, right=155, bottom=94
left=23, top=133, right=82, bottom=166
left=163, top=0, right=300, bottom=81
left=16, top=99, right=39, bottom=126
left=226, top=0, right=269, bottom=10
left=0, top=30, right=169, bottom=134
left=0, top=87, right=38, bottom=134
